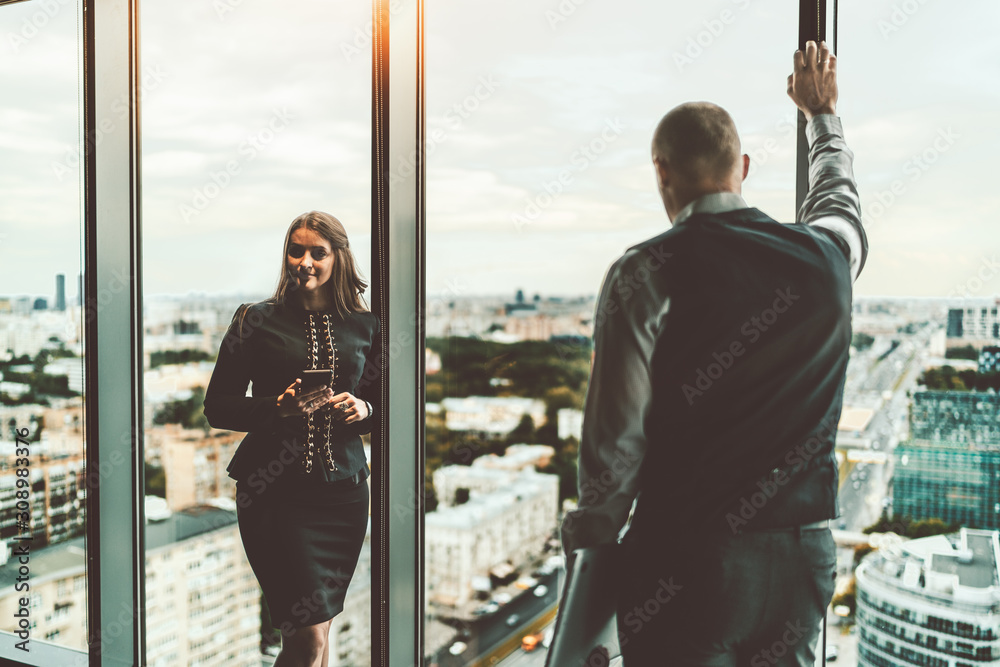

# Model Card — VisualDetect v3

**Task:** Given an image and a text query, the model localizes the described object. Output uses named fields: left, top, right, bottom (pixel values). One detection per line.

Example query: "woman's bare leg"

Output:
left=274, top=619, right=333, bottom=667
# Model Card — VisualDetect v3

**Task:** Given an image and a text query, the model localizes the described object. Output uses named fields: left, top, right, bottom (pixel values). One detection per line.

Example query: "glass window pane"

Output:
left=0, top=0, right=88, bottom=655
left=425, top=2, right=795, bottom=664
left=140, top=3, right=373, bottom=665
left=838, top=3, right=1000, bottom=665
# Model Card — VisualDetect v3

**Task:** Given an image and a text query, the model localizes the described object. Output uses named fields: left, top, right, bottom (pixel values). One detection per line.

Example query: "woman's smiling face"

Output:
left=286, top=227, right=334, bottom=296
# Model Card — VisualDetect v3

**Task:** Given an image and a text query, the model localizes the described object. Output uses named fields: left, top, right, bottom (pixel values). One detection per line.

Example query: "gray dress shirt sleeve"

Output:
left=798, top=114, right=868, bottom=283
left=560, top=244, right=671, bottom=555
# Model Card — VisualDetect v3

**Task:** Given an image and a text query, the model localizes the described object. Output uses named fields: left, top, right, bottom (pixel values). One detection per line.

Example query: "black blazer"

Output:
left=203, top=299, right=380, bottom=490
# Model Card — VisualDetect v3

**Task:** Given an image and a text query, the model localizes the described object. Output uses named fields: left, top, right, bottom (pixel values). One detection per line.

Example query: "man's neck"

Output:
left=671, top=192, right=749, bottom=226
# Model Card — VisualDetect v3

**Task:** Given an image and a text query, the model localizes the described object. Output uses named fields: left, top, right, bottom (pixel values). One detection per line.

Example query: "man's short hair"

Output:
left=652, top=102, right=741, bottom=183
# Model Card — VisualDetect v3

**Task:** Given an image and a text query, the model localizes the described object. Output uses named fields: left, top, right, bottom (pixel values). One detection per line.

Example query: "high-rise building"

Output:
left=55, top=274, right=66, bottom=311
left=426, top=467, right=558, bottom=606
left=894, top=444, right=1000, bottom=531
left=894, top=391, right=1000, bottom=530
left=0, top=505, right=261, bottom=665
left=855, top=528, right=1000, bottom=666
left=947, top=300, right=1000, bottom=348
left=144, top=505, right=261, bottom=667
left=161, top=428, right=240, bottom=511
left=0, top=445, right=86, bottom=548
left=909, top=391, right=1000, bottom=448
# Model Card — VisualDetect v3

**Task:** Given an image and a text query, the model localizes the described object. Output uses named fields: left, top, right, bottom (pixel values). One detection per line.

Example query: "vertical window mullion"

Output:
left=83, top=0, right=144, bottom=665
left=795, top=0, right=828, bottom=213
left=372, top=0, right=425, bottom=664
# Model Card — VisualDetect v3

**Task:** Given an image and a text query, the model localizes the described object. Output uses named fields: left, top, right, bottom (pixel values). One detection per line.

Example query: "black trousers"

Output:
left=616, top=523, right=836, bottom=667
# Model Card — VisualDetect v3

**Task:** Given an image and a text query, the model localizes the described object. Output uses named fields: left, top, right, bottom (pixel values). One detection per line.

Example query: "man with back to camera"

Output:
left=560, top=41, right=866, bottom=666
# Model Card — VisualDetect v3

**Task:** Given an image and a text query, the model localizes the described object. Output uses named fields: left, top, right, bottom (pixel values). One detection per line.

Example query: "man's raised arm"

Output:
left=787, top=40, right=868, bottom=283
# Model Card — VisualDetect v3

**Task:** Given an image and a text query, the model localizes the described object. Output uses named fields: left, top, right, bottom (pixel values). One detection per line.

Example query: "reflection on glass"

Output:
left=140, top=2, right=372, bottom=665
left=0, top=0, right=88, bottom=655
left=424, top=1, right=795, bottom=664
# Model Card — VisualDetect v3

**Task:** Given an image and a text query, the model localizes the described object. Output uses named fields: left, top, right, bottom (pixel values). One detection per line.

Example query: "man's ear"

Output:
left=653, top=156, right=670, bottom=187
left=741, top=153, right=750, bottom=181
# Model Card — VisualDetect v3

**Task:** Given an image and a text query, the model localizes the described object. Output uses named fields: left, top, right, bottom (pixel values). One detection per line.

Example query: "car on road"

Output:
left=473, top=601, right=499, bottom=616
left=825, top=644, right=839, bottom=661
left=449, top=641, right=468, bottom=656
left=533, top=585, right=548, bottom=597
left=505, top=614, right=520, bottom=627
left=522, top=632, right=544, bottom=652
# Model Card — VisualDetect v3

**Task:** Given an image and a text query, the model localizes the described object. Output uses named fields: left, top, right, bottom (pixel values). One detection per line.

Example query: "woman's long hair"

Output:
left=270, top=211, right=370, bottom=318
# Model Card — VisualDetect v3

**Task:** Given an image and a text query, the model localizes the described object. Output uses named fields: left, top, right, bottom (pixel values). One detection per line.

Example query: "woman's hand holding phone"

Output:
left=276, top=378, right=335, bottom=418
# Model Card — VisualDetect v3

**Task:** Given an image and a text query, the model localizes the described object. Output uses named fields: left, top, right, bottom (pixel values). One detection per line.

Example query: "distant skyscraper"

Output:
left=55, top=274, right=66, bottom=311
left=32, top=297, right=47, bottom=310
left=894, top=391, right=1000, bottom=530
left=77, top=272, right=83, bottom=307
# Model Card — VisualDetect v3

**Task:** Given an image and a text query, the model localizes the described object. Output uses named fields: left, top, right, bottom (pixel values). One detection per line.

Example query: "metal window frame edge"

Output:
left=372, top=0, right=426, bottom=665
left=83, top=0, right=146, bottom=665
left=0, top=0, right=145, bottom=665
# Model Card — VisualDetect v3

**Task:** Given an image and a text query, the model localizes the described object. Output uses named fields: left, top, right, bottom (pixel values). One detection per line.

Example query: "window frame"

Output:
left=0, top=0, right=830, bottom=665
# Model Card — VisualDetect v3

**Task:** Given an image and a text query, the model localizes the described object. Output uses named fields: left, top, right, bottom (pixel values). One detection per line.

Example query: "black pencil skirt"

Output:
left=236, top=471, right=369, bottom=631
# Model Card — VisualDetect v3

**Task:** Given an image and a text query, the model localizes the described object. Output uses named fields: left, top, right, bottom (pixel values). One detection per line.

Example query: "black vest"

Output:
left=629, top=207, right=851, bottom=540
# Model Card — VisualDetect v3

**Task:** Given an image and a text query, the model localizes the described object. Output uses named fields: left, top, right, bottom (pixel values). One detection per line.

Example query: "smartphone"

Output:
left=300, top=368, right=333, bottom=389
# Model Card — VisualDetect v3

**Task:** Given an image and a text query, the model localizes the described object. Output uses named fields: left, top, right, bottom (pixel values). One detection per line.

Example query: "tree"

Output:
left=853, top=543, right=875, bottom=567
left=507, top=413, right=535, bottom=446
left=145, top=462, right=166, bottom=498
left=944, top=344, right=978, bottom=361
left=831, top=577, right=856, bottom=617
left=852, top=332, right=875, bottom=351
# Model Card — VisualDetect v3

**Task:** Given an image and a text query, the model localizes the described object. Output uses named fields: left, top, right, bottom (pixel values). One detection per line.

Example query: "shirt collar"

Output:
left=672, top=192, right=749, bottom=226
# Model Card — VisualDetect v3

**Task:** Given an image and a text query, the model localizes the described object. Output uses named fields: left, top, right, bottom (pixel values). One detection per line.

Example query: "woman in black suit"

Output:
left=204, top=210, right=380, bottom=667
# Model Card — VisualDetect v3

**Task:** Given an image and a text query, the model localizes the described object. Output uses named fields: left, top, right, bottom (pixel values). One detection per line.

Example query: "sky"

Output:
left=2, top=0, right=999, bottom=303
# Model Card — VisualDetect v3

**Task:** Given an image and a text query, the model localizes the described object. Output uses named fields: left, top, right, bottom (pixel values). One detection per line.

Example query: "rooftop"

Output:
left=0, top=505, right=238, bottom=590
left=858, top=528, right=1000, bottom=612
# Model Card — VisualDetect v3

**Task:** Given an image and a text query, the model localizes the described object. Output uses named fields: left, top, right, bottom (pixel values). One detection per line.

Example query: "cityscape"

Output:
left=0, top=276, right=998, bottom=666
